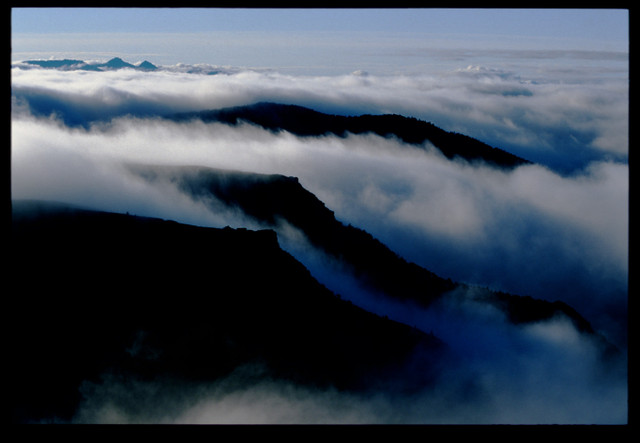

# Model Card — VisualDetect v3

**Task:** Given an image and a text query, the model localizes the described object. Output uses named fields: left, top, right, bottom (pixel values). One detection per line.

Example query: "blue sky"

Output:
left=11, top=8, right=629, bottom=42
left=11, top=8, right=629, bottom=73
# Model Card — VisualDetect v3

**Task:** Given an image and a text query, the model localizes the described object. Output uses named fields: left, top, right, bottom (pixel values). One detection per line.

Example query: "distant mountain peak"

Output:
left=137, top=60, right=158, bottom=70
left=104, top=57, right=135, bottom=69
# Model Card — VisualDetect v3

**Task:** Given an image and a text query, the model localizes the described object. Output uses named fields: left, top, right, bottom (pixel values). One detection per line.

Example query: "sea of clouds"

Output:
left=10, top=58, right=629, bottom=424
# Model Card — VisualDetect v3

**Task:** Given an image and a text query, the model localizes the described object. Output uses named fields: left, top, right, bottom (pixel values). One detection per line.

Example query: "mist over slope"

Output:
left=10, top=201, right=448, bottom=423
left=129, top=163, right=615, bottom=342
left=10, top=58, right=628, bottom=424
left=10, top=200, right=627, bottom=424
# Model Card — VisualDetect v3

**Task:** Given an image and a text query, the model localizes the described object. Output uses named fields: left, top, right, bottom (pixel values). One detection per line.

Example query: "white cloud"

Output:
left=11, top=60, right=628, bottom=172
left=11, top=64, right=628, bottom=424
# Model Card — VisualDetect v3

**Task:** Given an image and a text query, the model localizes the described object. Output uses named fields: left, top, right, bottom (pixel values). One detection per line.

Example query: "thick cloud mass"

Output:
left=10, top=62, right=628, bottom=424
left=11, top=58, right=628, bottom=173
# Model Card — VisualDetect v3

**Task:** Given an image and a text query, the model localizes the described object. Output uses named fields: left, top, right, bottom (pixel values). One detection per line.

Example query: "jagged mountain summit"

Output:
left=170, top=102, right=531, bottom=169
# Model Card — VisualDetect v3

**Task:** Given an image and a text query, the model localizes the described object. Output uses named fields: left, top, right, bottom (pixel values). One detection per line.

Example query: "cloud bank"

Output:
left=11, top=62, right=628, bottom=423
left=12, top=57, right=628, bottom=173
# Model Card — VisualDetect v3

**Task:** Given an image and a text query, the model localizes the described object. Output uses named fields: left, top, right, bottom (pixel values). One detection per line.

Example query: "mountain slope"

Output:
left=132, top=164, right=458, bottom=305
left=10, top=200, right=446, bottom=423
left=170, top=102, right=531, bottom=169
left=129, top=164, right=613, bottom=346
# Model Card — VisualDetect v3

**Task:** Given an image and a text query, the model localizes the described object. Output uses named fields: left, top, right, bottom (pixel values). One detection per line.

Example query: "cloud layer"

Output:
left=12, top=57, right=628, bottom=173
left=11, top=62, right=628, bottom=423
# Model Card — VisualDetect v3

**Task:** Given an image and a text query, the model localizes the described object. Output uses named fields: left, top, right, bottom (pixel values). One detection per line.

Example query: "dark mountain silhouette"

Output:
left=10, top=200, right=447, bottom=423
left=130, top=164, right=615, bottom=348
left=170, top=102, right=531, bottom=169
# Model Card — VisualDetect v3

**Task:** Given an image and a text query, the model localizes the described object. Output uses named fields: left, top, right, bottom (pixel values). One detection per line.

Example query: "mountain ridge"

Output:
left=129, top=163, right=615, bottom=349
left=169, top=102, right=531, bottom=169
left=22, top=57, right=158, bottom=71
